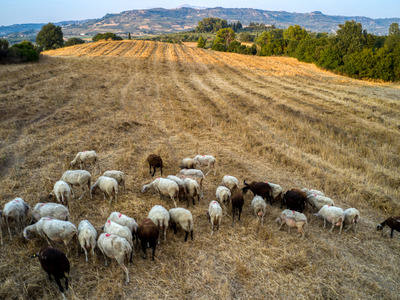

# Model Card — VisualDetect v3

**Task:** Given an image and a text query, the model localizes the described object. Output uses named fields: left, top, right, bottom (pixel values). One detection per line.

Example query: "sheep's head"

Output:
left=23, top=228, right=31, bottom=240
left=141, top=185, right=150, bottom=193
left=376, top=223, right=384, bottom=231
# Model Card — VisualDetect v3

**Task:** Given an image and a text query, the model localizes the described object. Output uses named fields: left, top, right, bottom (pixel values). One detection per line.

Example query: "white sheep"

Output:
left=167, top=175, right=187, bottom=203
left=50, top=180, right=71, bottom=207
left=141, top=178, right=179, bottom=207
left=343, top=208, right=360, bottom=233
left=308, top=194, right=335, bottom=210
left=216, top=186, right=231, bottom=216
left=179, top=157, right=196, bottom=169
left=169, top=208, right=194, bottom=241
left=251, top=196, right=267, bottom=226
left=61, top=170, right=92, bottom=200
left=221, top=175, right=239, bottom=192
left=102, top=220, right=133, bottom=249
left=275, top=209, right=308, bottom=237
left=32, top=203, right=70, bottom=223
left=70, top=150, right=100, bottom=174
left=193, top=155, right=217, bottom=176
left=78, top=220, right=97, bottom=262
left=302, top=188, right=325, bottom=197
left=91, top=176, right=119, bottom=205
left=107, top=212, right=138, bottom=235
left=3, top=198, right=30, bottom=241
left=267, top=182, right=283, bottom=203
left=97, top=233, right=132, bottom=283
left=23, top=217, right=77, bottom=253
left=184, top=177, right=201, bottom=206
left=207, top=201, right=222, bottom=235
left=178, top=169, right=205, bottom=198
left=148, top=205, right=170, bottom=244
left=103, top=170, right=125, bottom=193
left=315, top=205, right=345, bottom=234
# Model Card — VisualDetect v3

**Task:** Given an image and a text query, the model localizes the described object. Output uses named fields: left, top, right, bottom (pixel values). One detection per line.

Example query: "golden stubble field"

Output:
left=1, top=40, right=400, bottom=299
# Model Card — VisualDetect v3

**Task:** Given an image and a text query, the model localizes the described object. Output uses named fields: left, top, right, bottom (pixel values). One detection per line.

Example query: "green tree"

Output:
left=196, top=18, right=228, bottom=33
left=128, top=33, right=131, bottom=40
left=64, top=37, right=85, bottom=47
left=36, top=23, right=63, bottom=50
left=283, top=25, right=308, bottom=41
left=214, top=28, right=236, bottom=47
left=239, top=32, right=254, bottom=42
left=0, top=38, right=9, bottom=50
left=92, top=32, right=123, bottom=42
left=389, top=23, right=400, bottom=36
left=197, top=36, right=206, bottom=48
left=336, top=20, right=366, bottom=56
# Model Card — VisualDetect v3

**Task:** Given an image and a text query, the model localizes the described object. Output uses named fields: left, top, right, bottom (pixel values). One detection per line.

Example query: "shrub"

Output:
left=64, top=37, right=85, bottom=47
left=92, top=33, right=123, bottom=42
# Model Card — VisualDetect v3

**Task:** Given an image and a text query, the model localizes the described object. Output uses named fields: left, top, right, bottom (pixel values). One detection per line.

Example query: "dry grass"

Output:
left=1, top=40, right=400, bottom=299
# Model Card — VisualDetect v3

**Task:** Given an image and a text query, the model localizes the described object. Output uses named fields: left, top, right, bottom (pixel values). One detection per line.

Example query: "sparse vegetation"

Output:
left=1, top=40, right=400, bottom=299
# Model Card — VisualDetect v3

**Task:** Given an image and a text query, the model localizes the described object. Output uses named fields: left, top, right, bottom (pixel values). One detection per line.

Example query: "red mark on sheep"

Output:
left=118, top=214, right=122, bottom=218
left=106, top=234, right=111, bottom=237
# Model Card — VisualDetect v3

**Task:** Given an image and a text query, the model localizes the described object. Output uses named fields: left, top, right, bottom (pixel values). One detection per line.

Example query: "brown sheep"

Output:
left=136, top=218, right=159, bottom=261
left=147, top=154, right=163, bottom=177
left=281, top=189, right=307, bottom=213
left=377, top=216, right=400, bottom=238
left=231, top=188, right=244, bottom=226
left=242, top=180, right=273, bottom=204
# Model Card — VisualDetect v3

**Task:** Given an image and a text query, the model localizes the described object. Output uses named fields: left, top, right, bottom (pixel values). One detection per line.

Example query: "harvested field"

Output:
left=1, top=40, right=400, bottom=299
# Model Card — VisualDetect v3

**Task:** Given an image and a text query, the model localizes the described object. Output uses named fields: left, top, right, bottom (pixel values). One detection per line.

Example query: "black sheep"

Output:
left=147, top=154, right=163, bottom=177
left=281, top=189, right=307, bottom=213
left=242, top=180, right=273, bottom=204
left=377, top=216, right=400, bottom=238
left=231, top=189, right=244, bottom=226
left=33, top=246, right=70, bottom=299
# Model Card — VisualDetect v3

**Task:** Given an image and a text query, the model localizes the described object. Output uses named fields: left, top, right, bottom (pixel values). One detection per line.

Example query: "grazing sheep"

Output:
left=251, top=196, right=267, bottom=226
left=314, top=205, right=345, bottom=234
left=103, top=170, right=126, bottom=193
left=77, top=220, right=97, bottom=262
left=91, top=176, right=119, bottom=205
left=147, top=154, right=163, bottom=177
left=2, top=198, right=30, bottom=241
left=266, top=182, right=283, bottom=203
left=184, top=178, right=201, bottom=206
left=107, top=212, right=138, bottom=236
left=281, top=189, right=307, bottom=213
left=136, top=218, right=159, bottom=261
left=177, top=169, right=205, bottom=199
left=102, top=220, right=134, bottom=260
left=343, top=208, right=360, bottom=233
left=302, top=188, right=325, bottom=197
left=243, top=180, right=273, bottom=205
left=221, top=175, right=239, bottom=192
left=23, top=218, right=77, bottom=254
left=231, top=189, right=244, bottom=226
left=275, top=209, right=307, bottom=237
left=70, top=150, right=100, bottom=174
left=141, top=178, right=179, bottom=207
left=167, top=175, right=188, bottom=203
left=216, top=186, right=231, bottom=216
left=148, top=205, right=170, bottom=244
left=32, top=203, right=70, bottom=223
left=34, top=246, right=70, bottom=300
left=179, top=157, right=196, bottom=169
left=61, top=170, right=92, bottom=200
left=207, top=201, right=222, bottom=235
left=169, top=208, right=194, bottom=241
left=97, top=233, right=132, bottom=283
left=193, top=155, right=216, bottom=176
left=50, top=181, right=71, bottom=207
left=307, top=194, right=335, bottom=210
left=376, top=216, right=400, bottom=238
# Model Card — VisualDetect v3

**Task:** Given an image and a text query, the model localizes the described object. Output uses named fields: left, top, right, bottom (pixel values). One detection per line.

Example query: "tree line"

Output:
left=198, top=20, right=400, bottom=82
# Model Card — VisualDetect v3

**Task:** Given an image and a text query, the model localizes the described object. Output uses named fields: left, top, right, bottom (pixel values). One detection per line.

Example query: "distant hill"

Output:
left=2, top=7, right=399, bottom=40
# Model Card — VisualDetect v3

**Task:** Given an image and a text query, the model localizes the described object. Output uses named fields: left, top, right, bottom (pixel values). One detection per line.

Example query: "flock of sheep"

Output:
left=0, top=150, right=399, bottom=300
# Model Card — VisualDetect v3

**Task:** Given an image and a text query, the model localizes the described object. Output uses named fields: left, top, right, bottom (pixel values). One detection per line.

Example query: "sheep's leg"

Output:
left=102, top=251, right=108, bottom=266
left=141, top=241, right=147, bottom=259
left=323, top=218, right=327, bottom=229
left=261, top=216, right=264, bottom=227
left=103, top=192, right=107, bottom=200
left=287, top=226, right=291, bottom=234
left=329, top=223, right=335, bottom=233
left=151, top=243, right=156, bottom=261
left=232, top=206, right=235, bottom=227
left=184, top=231, right=189, bottom=242
left=6, top=217, right=12, bottom=241
left=354, top=223, right=357, bottom=234
left=119, top=262, right=129, bottom=283
left=171, top=196, right=178, bottom=208
left=83, top=247, right=88, bottom=262
left=190, top=230, right=193, bottom=240
left=54, top=277, right=65, bottom=293
left=338, top=222, right=343, bottom=235
left=164, top=226, right=167, bottom=242
left=390, top=228, right=394, bottom=238
left=108, top=194, right=112, bottom=206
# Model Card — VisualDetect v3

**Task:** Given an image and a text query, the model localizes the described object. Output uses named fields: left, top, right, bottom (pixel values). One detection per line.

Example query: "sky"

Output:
left=1, top=0, right=399, bottom=26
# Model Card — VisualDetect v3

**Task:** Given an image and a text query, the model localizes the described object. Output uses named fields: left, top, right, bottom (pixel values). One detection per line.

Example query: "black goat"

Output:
left=281, top=189, right=307, bottom=213
left=377, top=216, right=400, bottom=238
left=33, top=246, right=70, bottom=299
left=147, top=154, right=163, bottom=177
left=242, top=180, right=273, bottom=204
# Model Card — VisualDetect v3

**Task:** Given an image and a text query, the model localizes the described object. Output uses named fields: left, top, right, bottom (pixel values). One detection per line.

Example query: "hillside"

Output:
left=2, top=7, right=400, bottom=40
left=0, top=41, right=400, bottom=299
